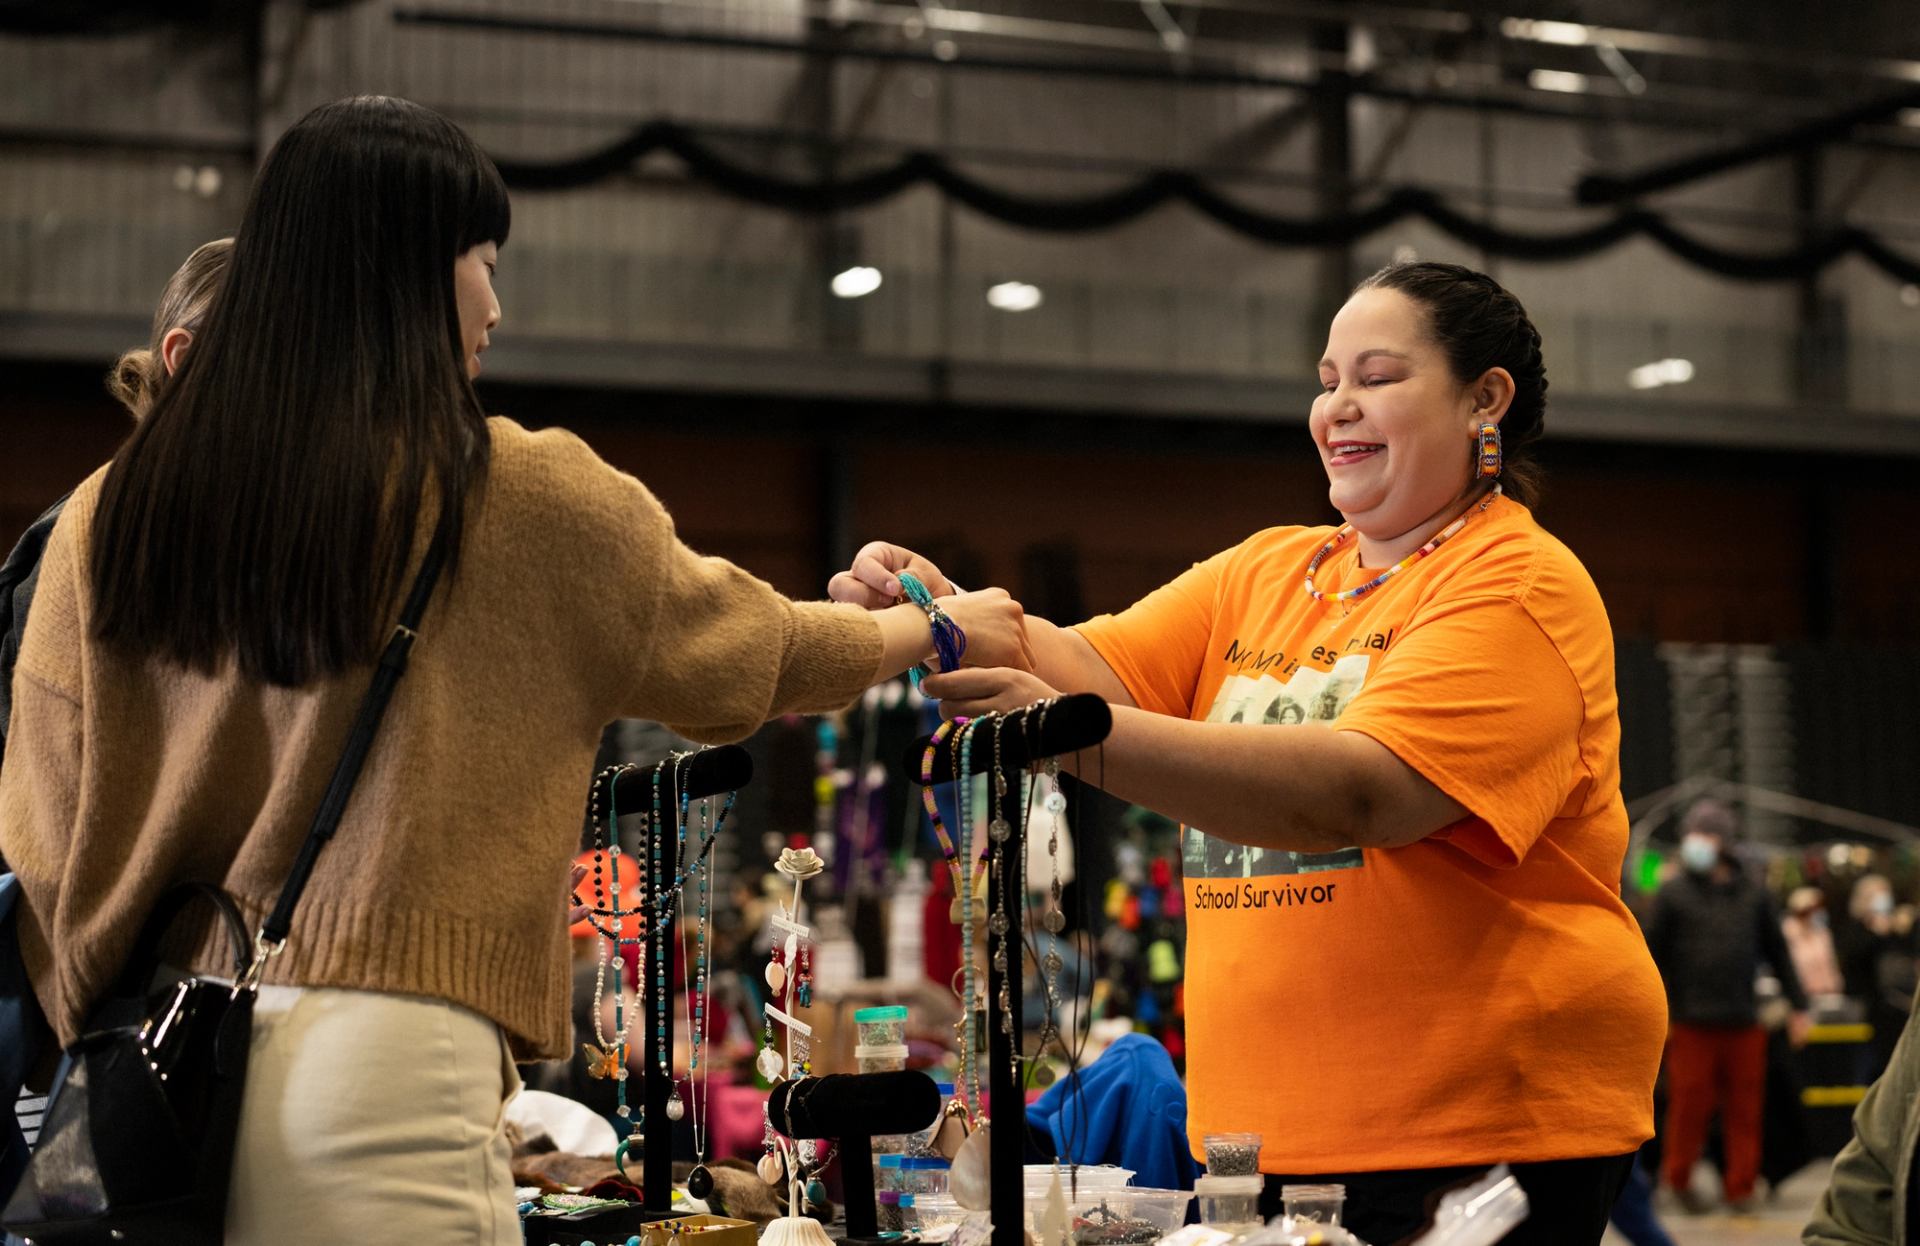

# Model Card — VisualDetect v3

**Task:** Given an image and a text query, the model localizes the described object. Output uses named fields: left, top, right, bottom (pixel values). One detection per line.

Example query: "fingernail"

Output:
left=886, top=580, right=900, bottom=595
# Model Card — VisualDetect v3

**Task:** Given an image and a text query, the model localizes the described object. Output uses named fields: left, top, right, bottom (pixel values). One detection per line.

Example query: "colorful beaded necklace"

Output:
left=1303, top=483, right=1501, bottom=604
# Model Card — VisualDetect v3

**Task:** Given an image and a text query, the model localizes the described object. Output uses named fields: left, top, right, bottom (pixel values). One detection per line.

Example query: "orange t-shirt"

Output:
left=1075, top=495, right=1667, bottom=1174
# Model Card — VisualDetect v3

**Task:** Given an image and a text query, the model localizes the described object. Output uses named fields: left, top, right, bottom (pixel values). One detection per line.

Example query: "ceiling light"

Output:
left=830, top=266, right=883, bottom=299
left=986, top=281, right=1043, bottom=312
left=1627, top=358, right=1695, bottom=390
left=1527, top=69, right=1590, bottom=94
left=1502, top=18, right=1592, bottom=46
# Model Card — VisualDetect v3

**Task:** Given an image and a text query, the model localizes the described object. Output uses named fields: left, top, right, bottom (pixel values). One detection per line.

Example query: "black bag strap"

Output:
left=245, top=527, right=450, bottom=980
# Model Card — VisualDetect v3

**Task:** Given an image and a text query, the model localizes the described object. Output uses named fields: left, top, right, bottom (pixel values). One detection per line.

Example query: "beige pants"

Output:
left=223, top=984, right=523, bottom=1244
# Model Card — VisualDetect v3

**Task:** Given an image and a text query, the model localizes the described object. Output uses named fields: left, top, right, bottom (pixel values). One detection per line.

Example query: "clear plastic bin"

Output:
left=899, top=1156, right=951, bottom=1195
left=907, top=1192, right=968, bottom=1233
left=1202, top=1131, right=1263, bottom=1176
left=1023, top=1163, right=1134, bottom=1205
left=1046, top=1188, right=1193, bottom=1245
left=855, top=1042, right=910, bottom=1074
left=1281, top=1183, right=1345, bottom=1227
left=876, top=1189, right=907, bottom=1233
left=854, top=1004, right=909, bottom=1047
left=1195, top=1174, right=1264, bottom=1227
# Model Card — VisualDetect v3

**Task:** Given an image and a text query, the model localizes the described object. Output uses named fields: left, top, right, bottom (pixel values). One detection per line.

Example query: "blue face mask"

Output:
left=1680, top=835, right=1719, bottom=873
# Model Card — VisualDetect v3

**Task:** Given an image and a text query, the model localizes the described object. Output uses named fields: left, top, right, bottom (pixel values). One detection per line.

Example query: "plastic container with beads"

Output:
left=876, top=1189, right=908, bottom=1233
left=909, top=1083, right=957, bottom=1156
left=898, top=1156, right=950, bottom=1195
left=853, top=1004, right=909, bottom=1048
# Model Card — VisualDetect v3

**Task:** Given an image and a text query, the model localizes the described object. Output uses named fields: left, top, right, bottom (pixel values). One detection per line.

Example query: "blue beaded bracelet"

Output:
left=897, top=571, right=966, bottom=687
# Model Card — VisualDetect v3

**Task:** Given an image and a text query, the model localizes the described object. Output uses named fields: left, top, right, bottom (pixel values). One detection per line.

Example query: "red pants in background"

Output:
left=1661, top=1022, right=1769, bottom=1201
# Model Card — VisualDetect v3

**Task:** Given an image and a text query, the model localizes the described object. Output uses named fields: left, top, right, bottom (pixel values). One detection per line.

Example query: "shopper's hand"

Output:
left=921, top=667, right=1060, bottom=718
left=1788, top=1010, right=1813, bottom=1049
left=829, top=541, right=955, bottom=609
left=939, top=588, right=1035, bottom=673
left=567, top=862, right=590, bottom=926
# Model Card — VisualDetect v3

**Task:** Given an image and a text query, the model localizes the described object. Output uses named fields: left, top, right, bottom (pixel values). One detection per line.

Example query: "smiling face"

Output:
left=1310, top=287, right=1505, bottom=560
left=454, top=241, right=500, bottom=378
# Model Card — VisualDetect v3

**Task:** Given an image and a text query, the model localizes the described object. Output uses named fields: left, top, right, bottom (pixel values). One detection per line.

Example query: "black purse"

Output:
left=3, top=533, right=447, bottom=1245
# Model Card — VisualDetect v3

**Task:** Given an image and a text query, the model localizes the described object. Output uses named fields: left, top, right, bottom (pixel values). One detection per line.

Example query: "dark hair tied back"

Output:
left=1354, top=261, right=1548, bottom=507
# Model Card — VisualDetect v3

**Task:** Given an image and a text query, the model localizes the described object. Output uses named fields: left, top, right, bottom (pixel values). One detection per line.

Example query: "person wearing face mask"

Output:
left=1839, top=875, right=1918, bottom=1081
left=830, top=262, right=1666, bottom=1245
left=1645, top=800, right=1810, bottom=1213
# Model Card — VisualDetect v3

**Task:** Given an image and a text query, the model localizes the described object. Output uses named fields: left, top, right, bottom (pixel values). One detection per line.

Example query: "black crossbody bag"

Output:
left=3, top=533, right=447, bottom=1245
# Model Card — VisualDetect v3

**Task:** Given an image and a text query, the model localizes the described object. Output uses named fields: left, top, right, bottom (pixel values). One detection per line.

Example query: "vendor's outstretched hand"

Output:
left=939, top=589, right=1036, bottom=674
left=566, top=862, right=590, bottom=926
left=829, top=541, right=954, bottom=609
left=921, top=667, right=1061, bottom=718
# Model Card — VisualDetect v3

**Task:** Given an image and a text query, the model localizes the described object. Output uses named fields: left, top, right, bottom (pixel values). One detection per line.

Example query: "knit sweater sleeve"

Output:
left=497, top=420, right=882, bottom=743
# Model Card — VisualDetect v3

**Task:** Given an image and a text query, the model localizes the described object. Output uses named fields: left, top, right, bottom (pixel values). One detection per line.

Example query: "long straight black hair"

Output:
left=91, top=96, right=509, bottom=685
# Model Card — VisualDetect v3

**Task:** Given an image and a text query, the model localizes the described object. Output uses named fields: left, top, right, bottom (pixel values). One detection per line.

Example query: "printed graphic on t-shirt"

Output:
left=1182, top=653, right=1370, bottom=880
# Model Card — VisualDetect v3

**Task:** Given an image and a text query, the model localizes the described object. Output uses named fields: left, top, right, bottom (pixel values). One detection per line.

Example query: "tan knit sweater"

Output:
left=0, top=417, right=883, bottom=1059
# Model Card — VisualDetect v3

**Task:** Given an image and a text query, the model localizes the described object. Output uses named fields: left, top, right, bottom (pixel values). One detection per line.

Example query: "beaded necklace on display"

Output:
left=655, top=756, right=692, bottom=1085
left=922, top=717, right=990, bottom=898
left=1303, top=483, right=1502, bottom=604
left=985, top=715, right=1020, bottom=1045
left=584, top=764, right=649, bottom=1133
left=681, top=796, right=717, bottom=1197
left=953, top=716, right=986, bottom=1118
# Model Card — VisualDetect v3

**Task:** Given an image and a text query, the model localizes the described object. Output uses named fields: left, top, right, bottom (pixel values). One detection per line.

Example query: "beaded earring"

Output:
left=766, top=943, right=787, bottom=996
left=1476, top=421, right=1503, bottom=478
left=796, top=943, right=813, bottom=1008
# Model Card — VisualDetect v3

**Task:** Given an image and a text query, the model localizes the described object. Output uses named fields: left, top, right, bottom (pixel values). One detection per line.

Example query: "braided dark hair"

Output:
left=1353, top=261, right=1548, bottom=507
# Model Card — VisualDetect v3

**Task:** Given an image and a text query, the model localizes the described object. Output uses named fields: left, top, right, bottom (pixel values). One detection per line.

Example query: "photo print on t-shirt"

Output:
left=1181, top=653, right=1371, bottom=880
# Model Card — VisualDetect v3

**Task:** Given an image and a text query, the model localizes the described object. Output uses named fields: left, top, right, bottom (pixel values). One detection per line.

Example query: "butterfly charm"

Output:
left=582, top=1042, right=622, bottom=1080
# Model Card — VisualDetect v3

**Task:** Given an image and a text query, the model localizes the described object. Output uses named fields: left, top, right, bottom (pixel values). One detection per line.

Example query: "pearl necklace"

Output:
left=1303, top=484, right=1501, bottom=604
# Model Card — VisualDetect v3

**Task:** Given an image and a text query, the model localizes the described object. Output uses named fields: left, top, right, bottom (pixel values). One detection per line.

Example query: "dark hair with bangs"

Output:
left=90, top=95, right=510, bottom=685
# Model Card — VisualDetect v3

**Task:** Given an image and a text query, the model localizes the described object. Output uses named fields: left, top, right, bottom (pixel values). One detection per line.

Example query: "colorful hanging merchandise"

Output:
left=683, top=795, right=719, bottom=1200
left=579, top=761, right=651, bottom=1173
left=759, top=846, right=837, bottom=1246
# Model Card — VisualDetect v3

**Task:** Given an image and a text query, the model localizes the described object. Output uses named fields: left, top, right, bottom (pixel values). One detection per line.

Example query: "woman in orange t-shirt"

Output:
left=832, top=263, right=1666, bottom=1246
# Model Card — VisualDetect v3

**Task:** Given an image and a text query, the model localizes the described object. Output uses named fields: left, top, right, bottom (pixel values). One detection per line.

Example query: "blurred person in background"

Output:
left=0, top=237, right=232, bottom=771
left=1784, top=886, right=1848, bottom=1011
left=0, top=235, right=232, bottom=1211
left=1646, top=798, right=1810, bottom=1213
left=1839, top=874, right=1917, bottom=1079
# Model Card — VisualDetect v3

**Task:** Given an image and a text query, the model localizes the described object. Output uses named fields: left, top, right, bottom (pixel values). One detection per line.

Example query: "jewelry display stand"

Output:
left=907, top=693, right=1114, bottom=1246
left=767, top=1071, right=943, bottom=1242
left=614, top=745, right=755, bottom=1220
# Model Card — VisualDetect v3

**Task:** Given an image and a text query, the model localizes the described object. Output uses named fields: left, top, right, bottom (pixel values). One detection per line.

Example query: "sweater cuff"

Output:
left=770, top=601, right=886, bottom=716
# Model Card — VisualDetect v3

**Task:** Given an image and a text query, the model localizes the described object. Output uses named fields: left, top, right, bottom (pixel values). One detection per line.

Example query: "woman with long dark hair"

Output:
left=0, top=96, right=1026, bottom=1242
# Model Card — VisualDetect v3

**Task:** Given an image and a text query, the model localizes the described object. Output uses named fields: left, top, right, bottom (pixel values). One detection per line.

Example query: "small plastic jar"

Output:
left=876, top=1154, right=906, bottom=1192
left=876, top=1189, right=907, bottom=1233
left=1195, top=1175, right=1264, bottom=1228
left=1281, top=1183, right=1346, bottom=1227
left=855, top=1043, right=910, bottom=1074
left=854, top=1004, right=909, bottom=1047
left=1202, top=1131, right=1263, bottom=1176
left=900, top=1156, right=951, bottom=1195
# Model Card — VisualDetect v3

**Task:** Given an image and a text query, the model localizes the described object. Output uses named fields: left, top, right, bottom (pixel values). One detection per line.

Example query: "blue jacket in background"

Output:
left=1029, top=1033, right=1198, bottom=1193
